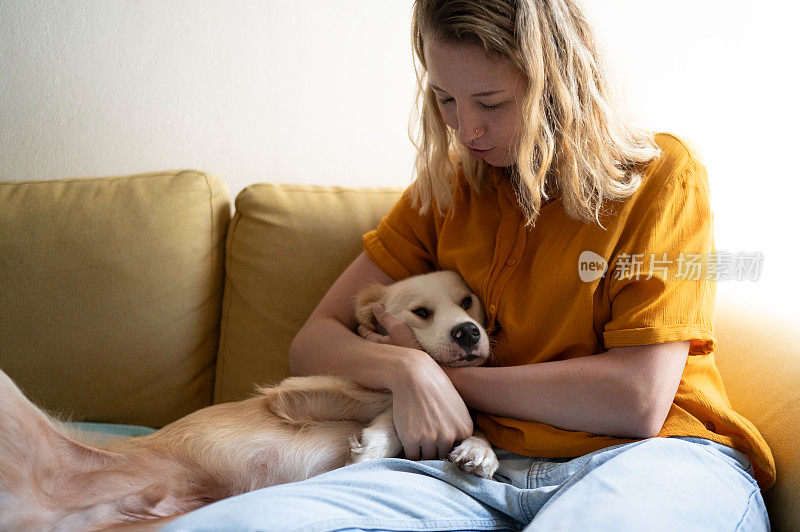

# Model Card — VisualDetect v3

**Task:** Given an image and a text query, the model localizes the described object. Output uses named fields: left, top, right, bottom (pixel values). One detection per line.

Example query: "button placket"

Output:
left=485, top=181, right=526, bottom=329
left=490, top=224, right=527, bottom=324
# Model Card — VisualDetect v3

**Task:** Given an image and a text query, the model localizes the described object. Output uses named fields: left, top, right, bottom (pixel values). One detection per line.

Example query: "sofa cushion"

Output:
left=0, top=170, right=230, bottom=428
left=214, top=183, right=402, bottom=403
left=65, top=422, right=156, bottom=447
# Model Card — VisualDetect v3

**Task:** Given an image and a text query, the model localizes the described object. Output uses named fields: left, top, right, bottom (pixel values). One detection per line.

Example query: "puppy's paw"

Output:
left=448, top=436, right=499, bottom=479
left=346, top=432, right=394, bottom=465
left=347, top=434, right=368, bottom=465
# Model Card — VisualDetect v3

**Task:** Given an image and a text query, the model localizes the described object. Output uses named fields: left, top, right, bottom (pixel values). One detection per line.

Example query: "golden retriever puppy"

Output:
left=0, top=271, right=497, bottom=530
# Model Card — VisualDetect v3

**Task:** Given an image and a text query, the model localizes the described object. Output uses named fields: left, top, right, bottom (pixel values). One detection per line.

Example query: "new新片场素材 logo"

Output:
left=577, top=251, right=764, bottom=283
left=578, top=251, right=608, bottom=283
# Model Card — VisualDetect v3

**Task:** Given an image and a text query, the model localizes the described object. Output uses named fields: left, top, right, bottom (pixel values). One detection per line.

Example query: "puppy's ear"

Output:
left=355, top=283, right=387, bottom=330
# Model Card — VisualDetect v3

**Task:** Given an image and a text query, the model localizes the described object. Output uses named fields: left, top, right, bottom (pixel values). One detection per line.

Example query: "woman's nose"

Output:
left=456, top=111, right=481, bottom=145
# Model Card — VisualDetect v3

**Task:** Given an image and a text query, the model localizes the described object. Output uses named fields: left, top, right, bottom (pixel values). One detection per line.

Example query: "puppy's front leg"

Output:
left=347, top=409, right=402, bottom=465
left=448, top=430, right=499, bottom=479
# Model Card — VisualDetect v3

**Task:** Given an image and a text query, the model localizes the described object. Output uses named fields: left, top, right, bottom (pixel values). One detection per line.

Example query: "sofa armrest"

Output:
left=714, top=293, right=800, bottom=531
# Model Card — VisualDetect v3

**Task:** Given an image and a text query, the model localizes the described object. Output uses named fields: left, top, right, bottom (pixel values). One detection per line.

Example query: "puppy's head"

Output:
left=356, top=271, right=490, bottom=367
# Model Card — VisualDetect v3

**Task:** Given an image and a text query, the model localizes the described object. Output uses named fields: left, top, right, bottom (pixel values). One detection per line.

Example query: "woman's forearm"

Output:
left=445, top=342, right=689, bottom=439
left=289, top=316, right=420, bottom=392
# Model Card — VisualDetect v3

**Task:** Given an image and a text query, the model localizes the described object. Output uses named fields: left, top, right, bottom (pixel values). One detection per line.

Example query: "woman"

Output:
left=166, top=0, right=773, bottom=529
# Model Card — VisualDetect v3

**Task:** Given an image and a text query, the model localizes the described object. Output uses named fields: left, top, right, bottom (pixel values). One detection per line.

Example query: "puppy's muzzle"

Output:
left=451, top=322, right=481, bottom=357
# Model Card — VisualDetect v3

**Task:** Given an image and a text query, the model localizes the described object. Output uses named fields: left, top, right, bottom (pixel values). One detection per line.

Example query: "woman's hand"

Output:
left=359, top=304, right=474, bottom=461
left=388, top=351, right=474, bottom=461
left=357, top=303, right=420, bottom=350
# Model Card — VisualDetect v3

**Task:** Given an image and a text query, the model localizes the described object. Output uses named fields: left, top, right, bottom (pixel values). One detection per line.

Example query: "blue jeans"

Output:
left=162, top=437, right=768, bottom=531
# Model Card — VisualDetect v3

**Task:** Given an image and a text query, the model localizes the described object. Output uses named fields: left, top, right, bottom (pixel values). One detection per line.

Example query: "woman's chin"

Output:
left=481, top=152, right=514, bottom=168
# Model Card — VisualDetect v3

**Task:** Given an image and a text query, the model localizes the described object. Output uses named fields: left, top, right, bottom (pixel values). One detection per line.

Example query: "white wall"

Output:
left=0, top=0, right=419, bottom=192
left=583, top=1, right=800, bottom=320
left=2, top=0, right=798, bottom=318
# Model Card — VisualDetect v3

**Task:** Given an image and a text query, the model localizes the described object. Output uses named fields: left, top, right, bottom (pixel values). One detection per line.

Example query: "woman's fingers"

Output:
left=371, top=304, right=419, bottom=349
left=357, top=325, right=383, bottom=342
left=401, top=437, right=448, bottom=461
left=420, top=442, right=439, bottom=461
left=357, top=325, right=400, bottom=347
left=403, top=442, right=421, bottom=461
left=437, top=438, right=456, bottom=460
left=357, top=304, right=420, bottom=349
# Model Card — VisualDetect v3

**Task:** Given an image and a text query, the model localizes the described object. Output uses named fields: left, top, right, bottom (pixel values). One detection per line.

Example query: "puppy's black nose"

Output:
left=451, top=322, right=481, bottom=351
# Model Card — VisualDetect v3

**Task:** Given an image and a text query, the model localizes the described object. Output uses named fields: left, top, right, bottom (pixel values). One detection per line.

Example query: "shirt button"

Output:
left=506, top=258, right=517, bottom=266
left=489, top=304, right=497, bottom=314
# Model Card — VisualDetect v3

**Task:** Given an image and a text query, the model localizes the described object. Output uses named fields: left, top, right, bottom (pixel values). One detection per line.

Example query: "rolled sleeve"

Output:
left=362, top=185, right=439, bottom=281
left=603, top=157, right=716, bottom=356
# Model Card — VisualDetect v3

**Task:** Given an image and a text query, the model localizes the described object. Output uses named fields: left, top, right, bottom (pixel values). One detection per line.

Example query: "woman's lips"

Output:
left=468, top=146, right=494, bottom=157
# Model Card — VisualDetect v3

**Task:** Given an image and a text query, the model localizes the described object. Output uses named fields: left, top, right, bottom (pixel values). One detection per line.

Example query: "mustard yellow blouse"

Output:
left=363, top=132, right=774, bottom=490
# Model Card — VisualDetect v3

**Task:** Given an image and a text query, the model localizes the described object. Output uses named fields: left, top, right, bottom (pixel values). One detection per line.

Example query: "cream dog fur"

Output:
left=0, top=270, right=498, bottom=530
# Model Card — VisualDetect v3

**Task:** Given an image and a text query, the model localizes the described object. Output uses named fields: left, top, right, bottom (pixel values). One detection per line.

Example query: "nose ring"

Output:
left=474, top=129, right=483, bottom=140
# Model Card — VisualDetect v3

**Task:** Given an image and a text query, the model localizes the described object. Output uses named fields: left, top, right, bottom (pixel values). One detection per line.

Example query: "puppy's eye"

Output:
left=412, top=307, right=431, bottom=319
left=460, top=296, right=472, bottom=310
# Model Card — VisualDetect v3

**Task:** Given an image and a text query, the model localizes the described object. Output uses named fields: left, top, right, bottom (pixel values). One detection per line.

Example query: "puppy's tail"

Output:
left=0, top=368, right=116, bottom=530
left=260, top=375, right=392, bottom=428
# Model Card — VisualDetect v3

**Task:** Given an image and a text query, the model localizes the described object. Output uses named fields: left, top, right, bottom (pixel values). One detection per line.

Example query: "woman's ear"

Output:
left=355, top=283, right=387, bottom=331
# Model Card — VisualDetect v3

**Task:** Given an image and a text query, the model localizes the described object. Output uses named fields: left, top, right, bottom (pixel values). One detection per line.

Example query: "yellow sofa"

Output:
left=0, top=170, right=797, bottom=530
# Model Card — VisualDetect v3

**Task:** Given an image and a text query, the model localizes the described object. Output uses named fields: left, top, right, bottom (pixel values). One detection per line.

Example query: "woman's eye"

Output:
left=412, top=307, right=431, bottom=319
left=460, top=296, right=472, bottom=310
left=437, top=96, right=503, bottom=111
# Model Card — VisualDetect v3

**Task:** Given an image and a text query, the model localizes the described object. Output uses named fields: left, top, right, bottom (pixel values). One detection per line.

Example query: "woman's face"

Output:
left=424, top=35, right=526, bottom=167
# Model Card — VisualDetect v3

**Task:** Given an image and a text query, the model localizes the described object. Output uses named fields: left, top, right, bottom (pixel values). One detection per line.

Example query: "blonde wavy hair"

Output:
left=409, top=0, right=661, bottom=227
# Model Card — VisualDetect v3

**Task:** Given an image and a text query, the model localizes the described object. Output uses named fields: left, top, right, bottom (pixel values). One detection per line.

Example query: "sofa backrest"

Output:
left=0, top=170, right=230, bottom=428
left=213, top=183, right=403, bottom=404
